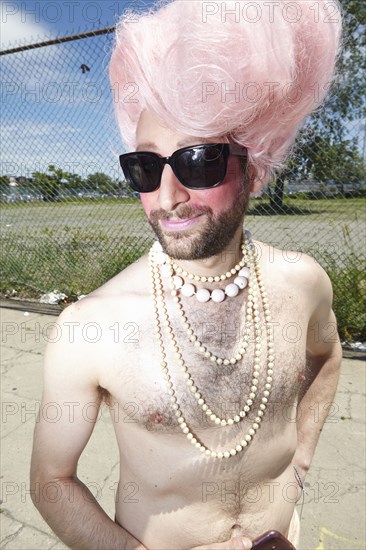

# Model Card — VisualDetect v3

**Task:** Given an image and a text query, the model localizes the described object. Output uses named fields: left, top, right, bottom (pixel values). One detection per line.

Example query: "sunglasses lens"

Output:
left=120, top=144, right=231, bottom=193
left=175, top=144, right=227, bottom=189
left=121, top=154, right=161, bottom=193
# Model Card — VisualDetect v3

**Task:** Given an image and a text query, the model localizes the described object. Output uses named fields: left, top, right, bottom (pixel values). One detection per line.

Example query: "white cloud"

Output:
left=1, top=118, right=121, bottom=178
left=1, top=120, right=82, bottom=138
left=0, top=1, right=53, bottom=49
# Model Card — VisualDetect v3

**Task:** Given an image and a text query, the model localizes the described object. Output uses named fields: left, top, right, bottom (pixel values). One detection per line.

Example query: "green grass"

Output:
left=249, top=196, right=366, bottom=217
left=1, top=229, right=151, bottom=298
left=326, top=255, right=366, bottom=341
left=1, top=196, right=365, bottom=340
left=320, top=229, right=366, bottom=341
left=1, top=199, right=153, bottom=297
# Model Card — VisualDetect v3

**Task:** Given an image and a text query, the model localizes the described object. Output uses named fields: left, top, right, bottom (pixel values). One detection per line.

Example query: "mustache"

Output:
left=150, top=204, right=212, bottom=222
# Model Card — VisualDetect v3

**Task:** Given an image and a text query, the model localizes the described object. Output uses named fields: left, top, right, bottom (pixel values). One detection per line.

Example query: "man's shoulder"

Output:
left=254, top=239, right=331, bottom=289
left=59, top=252, right=150, bottom=324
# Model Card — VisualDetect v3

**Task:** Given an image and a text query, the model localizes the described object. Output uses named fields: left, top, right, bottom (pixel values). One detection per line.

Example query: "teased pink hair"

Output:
left=109, top=0, right=343, bottom=190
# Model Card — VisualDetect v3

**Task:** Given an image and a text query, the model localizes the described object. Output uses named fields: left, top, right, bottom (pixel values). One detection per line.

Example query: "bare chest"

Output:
left=101, top=287, right=308, bottom=435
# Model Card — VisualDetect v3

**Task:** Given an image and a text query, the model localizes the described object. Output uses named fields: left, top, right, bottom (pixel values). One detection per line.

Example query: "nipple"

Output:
left=148, top=412, right=165, bottom=424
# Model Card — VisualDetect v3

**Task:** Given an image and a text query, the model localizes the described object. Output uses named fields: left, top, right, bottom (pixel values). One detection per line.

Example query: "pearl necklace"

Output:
left=166, top=240, right=263, bottom=366
left=153, top=246, right=272, bottom=427
left=156, top=237, right=250, bottom=303
left=172, top=253, right=246, bottom=281
left=170, top=270, right=250, bottom=303
left=156, top=235, right=249, bottom=282
left=149, top=233, right=275, bottom=459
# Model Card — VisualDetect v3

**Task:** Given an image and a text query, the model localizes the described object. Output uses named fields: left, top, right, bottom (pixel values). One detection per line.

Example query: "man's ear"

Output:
left=248, top=164, right=267, bottom=195
left=246, top=164, right=263, bottom=194
left=250, top=178, right=262, bottom=194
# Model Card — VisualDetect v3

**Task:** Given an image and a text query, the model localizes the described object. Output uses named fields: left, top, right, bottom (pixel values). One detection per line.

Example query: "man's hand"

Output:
left=190, top=532, right=252, bottom=550
left=190, top=536, right=252, bottom=549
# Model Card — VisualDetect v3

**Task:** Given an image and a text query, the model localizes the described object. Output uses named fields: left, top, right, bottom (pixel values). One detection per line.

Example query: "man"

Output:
left=30, top=1, right=343, bottom=548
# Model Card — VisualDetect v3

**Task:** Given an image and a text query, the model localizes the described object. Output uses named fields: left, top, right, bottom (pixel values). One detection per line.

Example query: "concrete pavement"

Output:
left=1, top=307, right=365, bottom=550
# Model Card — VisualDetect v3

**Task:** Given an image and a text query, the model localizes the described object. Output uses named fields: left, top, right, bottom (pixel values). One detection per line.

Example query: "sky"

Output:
left=1, top=0, right=156, bottom=179
left=1, top=1, right=365, bottom=180
left=1, top=1, right=155, bottom=47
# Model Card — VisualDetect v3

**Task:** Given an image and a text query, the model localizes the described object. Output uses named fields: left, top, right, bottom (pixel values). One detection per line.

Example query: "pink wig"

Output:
left=109, top=0, right=343, bottom=190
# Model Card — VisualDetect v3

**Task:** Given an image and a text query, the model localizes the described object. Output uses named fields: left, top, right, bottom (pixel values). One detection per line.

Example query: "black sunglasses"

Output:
left=119, top=143, right=248, bottom=193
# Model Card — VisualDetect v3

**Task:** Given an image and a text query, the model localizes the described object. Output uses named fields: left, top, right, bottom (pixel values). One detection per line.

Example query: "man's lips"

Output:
left=160, top=214, right=204, bottom=230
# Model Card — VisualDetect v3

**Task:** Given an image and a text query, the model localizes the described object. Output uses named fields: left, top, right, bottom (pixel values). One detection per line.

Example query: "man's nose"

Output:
left=157, top=164, right=190, bottom=211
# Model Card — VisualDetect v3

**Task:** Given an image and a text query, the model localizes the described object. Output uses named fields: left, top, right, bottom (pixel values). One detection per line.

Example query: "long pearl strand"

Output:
left=148, top=235, right=274, bottom=459
left=160, top=246, right=265, bottom=425
left=154, top=240, right=247, bottom=283
left=166, top=240, right=259, bottom=366
left=171, top=246, right=246, bottom=282
left=155, top=241, right=270, bottom=424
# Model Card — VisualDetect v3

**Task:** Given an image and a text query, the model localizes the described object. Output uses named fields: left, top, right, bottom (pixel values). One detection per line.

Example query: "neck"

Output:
left=170, top=225, right=246, bottom=277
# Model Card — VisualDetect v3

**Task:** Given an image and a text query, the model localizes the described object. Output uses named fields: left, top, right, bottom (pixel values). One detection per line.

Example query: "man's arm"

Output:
left=30, top=302, right=146, bottom=550
left=293, top=260, right=343, bottom=480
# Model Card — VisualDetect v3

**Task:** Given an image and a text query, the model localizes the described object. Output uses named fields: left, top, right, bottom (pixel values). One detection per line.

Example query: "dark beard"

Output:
left=148, top=186, right=250, bottom=260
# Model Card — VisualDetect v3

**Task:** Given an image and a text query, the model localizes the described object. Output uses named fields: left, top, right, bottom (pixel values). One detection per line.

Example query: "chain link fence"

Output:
left=1, top=25, right=365, bottom=340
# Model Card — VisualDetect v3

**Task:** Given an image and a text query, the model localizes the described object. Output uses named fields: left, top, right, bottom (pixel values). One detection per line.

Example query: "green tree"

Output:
left=304, top=137, right=366, bottom=184
left=86, top=172, right=118, bottom=194
left=65, top=173, right=84, bottom=190
left=270, top=0, right=366, bottom=209
left=32, top=168, right=58, bottom=201
left=32, top=165, right=83, bottom=201
left=0, top=175, right=10, bottom=189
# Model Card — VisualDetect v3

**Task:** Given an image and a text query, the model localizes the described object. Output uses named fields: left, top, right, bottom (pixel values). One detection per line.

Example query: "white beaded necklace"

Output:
left=157, top=243, right=250, bottom=303
left=148, top=233, right=274, bottom=459
left=166, top=240, right=263, bottom=366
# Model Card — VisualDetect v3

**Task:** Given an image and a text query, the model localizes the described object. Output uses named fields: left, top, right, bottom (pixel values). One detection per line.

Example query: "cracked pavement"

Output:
left=1, top=308, right=365, bottom=549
